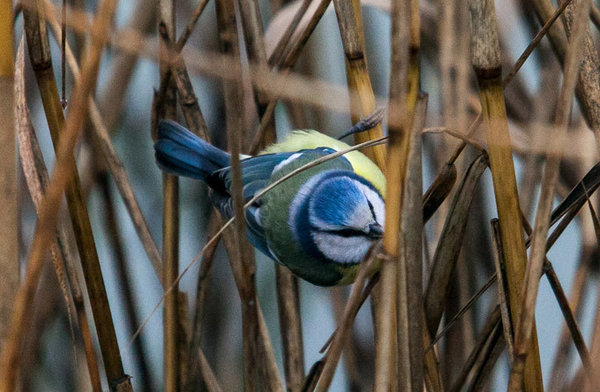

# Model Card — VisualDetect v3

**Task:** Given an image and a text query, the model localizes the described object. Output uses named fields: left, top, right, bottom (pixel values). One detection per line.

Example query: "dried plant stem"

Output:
left=0, top=0, right=18, bottom=362
left=375, top=0, right=411, bottom=389
left=468, top=0, right=543, bottom=390
left=1, top=0, right=128, bottom=391
left=15, top=39, right=102, bottom=392
left=510, top=0, right=591, bottom=389
left=45, top=12, right=163, bottom=282
left=158, top=1, right=180, bottom=391
left=333, top=0, right=386, bottom=168
left=216, top=1, right=282, bottom=390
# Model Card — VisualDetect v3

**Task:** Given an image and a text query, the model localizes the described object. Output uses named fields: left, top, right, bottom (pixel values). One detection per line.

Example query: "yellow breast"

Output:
left=261, top=130, right=386, bottom=196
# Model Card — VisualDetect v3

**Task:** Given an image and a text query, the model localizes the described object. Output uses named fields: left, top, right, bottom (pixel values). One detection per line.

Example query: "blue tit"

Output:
left=154, top=120, right=386, bottom=286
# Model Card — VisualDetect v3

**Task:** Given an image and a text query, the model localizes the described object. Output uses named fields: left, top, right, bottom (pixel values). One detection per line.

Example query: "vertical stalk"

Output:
left=0, top=0, right=18, bottom=363
left=376, top=0, right=411, bottom=389
left=332, top=0, right=386, bottom=168
left=468, top=0, right=543, bottom=390
left=158, top=1, right=180, bottom=391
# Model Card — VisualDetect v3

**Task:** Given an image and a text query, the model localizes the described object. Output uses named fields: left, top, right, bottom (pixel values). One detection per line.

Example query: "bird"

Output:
left=154, top=120, right=386, bottom=286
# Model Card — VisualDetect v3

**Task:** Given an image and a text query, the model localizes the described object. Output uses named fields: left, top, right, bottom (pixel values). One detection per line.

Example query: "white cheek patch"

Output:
left=312, top=231, right=373, bottom=264
left=354, top=182, right=385, bottom=226
left=289, top=172, right=329, bottom=242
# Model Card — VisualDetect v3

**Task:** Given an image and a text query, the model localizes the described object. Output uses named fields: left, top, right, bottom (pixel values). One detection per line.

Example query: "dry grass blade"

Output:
left=491, top=220, right=516, bottom=362
left=429, top=274, right=497, bottom=348
left=510, top=0, right=591, bottom=388
left=267, top=0, right=311, bottom=66
left=424, top=153, right=488, bottom=335
left=0, top=0, right=18, bottom=363
left=469, top=0, right=543, bottom=389
left=450, top=307, right=502, bottom=392
left=423, top=163, right=458, bottom=223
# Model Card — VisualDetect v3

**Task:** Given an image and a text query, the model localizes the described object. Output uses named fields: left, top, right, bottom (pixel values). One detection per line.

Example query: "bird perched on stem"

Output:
left=154, top=119, right=386, bottom=286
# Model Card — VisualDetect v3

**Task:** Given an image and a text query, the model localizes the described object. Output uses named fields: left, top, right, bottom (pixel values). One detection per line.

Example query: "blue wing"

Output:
left=208, top=152, right=297, bottom=258
left=210, top=147, right=347, bottom=260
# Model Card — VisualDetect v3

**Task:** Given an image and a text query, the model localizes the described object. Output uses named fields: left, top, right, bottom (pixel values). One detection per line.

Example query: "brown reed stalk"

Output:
left=45, top=12, right=163, bottom=282
left=468, top=0, right=543, bottom=390
left=216, top=1, right=282, bottom=390
left=217, top=3, right=259, bottom=388
left=157, top=1, right=181, bottom=391
left=236, top=3, right=305, bottom=387
left=510, top=0, right=592, bottom=389
left=332, top=0, right=386, bottom=168
left=0, top=0, right=18, bottom=362
left=1, top=0, right=128, bottom=390
left=375, top=0, right=413, bottom=389
left=15, top=38, right=102, bottom=392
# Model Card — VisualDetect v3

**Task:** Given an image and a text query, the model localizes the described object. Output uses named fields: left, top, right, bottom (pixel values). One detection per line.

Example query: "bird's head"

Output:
left=291, top=171, right=385, bottom=265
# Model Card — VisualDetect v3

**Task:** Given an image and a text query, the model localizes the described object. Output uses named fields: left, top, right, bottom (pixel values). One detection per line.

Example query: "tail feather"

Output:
left=154, top=120, right=230, bottom=180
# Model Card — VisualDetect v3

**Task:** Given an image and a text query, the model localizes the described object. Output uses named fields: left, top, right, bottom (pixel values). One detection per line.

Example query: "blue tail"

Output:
left=154, top=120, right=230, bottom=180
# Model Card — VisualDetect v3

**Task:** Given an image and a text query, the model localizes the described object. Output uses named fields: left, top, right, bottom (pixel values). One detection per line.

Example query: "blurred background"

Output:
left=9, top=0, right=600, bottom=390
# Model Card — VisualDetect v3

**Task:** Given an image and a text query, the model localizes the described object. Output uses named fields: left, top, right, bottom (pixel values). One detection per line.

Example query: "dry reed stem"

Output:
left=510, top=0, right=592, bottom=388
left=45, top=13, right=163, bottom=282
left=158, top=1, right=180, bottom=391
left=0, top=0, right=128, bottom=390
left=333, top=0, right=386, bottom=168
left=216, top=1, right=282, bottom=390
left=237, top=2, right=305, bottom=386
left=14, top=38, right=102, bottom=392
left=375, top=0, right=411, bottom=388
left=469, top=0, right=543, bottom=389
left=400, top=94, right=426, bottom=391
left=0, top=0, right=18, bottom=363
left=449, top=307, right=502, bottom=392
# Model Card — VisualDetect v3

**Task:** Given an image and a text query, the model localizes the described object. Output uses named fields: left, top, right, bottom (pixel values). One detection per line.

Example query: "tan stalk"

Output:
left=468, top=0, right=543, bottom=390
left=0, top=0, right=18, bottom=367
left=332, top=0, right=386, bottom=168
left=157, top=1, right=180, bottom=391
left=375, top=0, right=412, bottom=389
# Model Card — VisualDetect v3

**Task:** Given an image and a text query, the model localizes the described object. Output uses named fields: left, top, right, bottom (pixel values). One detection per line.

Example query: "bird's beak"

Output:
left=367, top=223, right=384, bottom=239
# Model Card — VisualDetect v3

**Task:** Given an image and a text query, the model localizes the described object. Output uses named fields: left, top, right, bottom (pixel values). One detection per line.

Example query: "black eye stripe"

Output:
left=313, top=227, right=367, bottom=238
left=367, top=198, right=377, bottom=221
